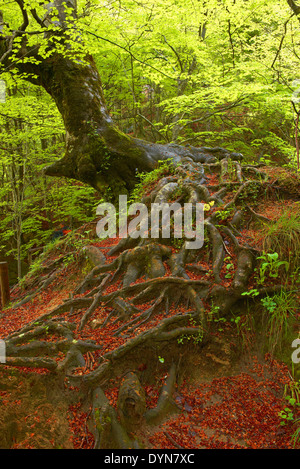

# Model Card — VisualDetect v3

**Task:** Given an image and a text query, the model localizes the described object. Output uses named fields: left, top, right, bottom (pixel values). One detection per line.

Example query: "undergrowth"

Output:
left=261, top=209, right=300, bottom=271
left=130, top=159, right=175, bottom=202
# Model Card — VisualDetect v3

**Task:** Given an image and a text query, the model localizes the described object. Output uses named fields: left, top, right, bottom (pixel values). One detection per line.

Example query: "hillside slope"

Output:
left=0, top=161, right=299, bottom=449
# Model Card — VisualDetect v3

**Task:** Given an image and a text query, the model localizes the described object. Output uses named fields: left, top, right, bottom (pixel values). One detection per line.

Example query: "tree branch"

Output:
left=178, top=96, right=249, bottom=132
left=287, top=0, right=300, bottom=17
left=84, top=29, right=176, bottom=81
left=15, top=0, right=29, bottom=32
left=271, top=15, right=293, bottom=70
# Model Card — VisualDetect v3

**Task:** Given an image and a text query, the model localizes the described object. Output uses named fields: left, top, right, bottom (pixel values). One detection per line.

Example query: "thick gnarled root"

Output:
left=1, top=153, right=279, bottom=449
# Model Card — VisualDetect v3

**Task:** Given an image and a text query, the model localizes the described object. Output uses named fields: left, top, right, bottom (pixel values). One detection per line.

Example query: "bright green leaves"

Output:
left=70, top=0, right=300, bottom=157
left=255, top=252, right=289, bottom=285
left=0, top=77, right=101, bottom=278
left=2, top=0, right=298, bottom=161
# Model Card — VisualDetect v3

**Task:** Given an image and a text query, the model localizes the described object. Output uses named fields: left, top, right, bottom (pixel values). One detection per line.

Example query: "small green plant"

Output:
left=207, top=303, right=227, bottom=331
left=210, top=316, right=227, bottom=331
left=214, top=317, right=227, bottom=331
left=285, top=373, right=300, bottom=400
left=63, top=230, right=91, bottom=251
left=63, top=252, right=76, bottom=267
left=262, top=290, right=297, bottom=354
left=177, top=315, right=204, bottom=345
left=177, top=330, right=204, bottom=345
left=230, top=313, right=255, bottom=349
left=279, top=388, right=300, bottom=425
left=208, top=303, right=220, bottom=322
left=278, top=405, right=295, bottom=424
left=237, top=180, right=261, bottom=204
left=231, top=315, right=241, bottom=333
left=224, top=257, right=234, bottom=279
left=241, top=288, right=259, bottom=298
left=261, top=210, right=300, bottom=272
left=255, top=251, right=289, bottom=285
left=158, top=356, right=165, bottom=363
left=282, top=373, right=300, bottom=447
left=242, top=287, right=297, bottom=354
left=261, top=296, right=277, bottom=313
left=215, top=207, right=234, bottom=222
left=26, top=255, right=44, bottom=278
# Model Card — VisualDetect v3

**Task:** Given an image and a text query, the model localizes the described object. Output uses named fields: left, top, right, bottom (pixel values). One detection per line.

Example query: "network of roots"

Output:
left=2, top=154, right=298, bottom=448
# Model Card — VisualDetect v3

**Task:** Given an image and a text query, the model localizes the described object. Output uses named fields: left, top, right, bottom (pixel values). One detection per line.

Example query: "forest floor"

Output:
left=0, top=273, right=298, bottom=449
left=0, top=164, right=299, bottom=450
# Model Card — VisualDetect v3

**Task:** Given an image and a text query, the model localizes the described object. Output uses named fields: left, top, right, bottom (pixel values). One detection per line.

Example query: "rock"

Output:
left=82, top=245, right=106, bottom=266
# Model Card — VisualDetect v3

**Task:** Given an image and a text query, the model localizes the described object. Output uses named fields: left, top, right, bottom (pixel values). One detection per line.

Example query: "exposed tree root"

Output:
left=2, top=153, right=293, bottom=448
left=144, top=363, right=178, bottom=425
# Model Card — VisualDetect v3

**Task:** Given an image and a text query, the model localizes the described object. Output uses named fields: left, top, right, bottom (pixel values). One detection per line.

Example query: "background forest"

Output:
left=1, top=0, right=300, bottom=281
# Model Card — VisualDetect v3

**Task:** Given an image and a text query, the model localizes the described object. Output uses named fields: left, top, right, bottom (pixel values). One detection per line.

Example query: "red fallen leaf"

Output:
left=138, top=363, right=147, bottom=372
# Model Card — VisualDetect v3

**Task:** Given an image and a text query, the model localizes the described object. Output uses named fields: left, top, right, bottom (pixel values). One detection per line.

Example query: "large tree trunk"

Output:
left=38, top=54, right=152, bottom=193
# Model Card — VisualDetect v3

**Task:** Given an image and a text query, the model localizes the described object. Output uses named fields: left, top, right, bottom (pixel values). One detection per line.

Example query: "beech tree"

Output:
left=1, top=0, right=298, bottom=195
left=0, top=0, right=248, bottom=197
left=0, top=0, right=299, bottom=449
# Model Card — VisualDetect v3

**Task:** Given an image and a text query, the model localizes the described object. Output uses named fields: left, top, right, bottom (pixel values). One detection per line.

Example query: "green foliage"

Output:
left=261, top=210, right=300, bottom=271
left=2, top=0, right=300, bottom=167
left=281, top=375, right=300, bottom=446
left=215, top=207, right=234, bottom=222
left=1, top=0, right=300, bottom=281
left=0, top=78, right=102, bottom=279
left=208, top=303, right=228, bottom=332
left=130, top=159, right=175, bottom=202
left=208, top=303, right=220, bottom=322
left=25, top=254, right=44, bottom=279
left=279, top=379, right=300, bottom=435
left=68, top=0, right=299, bottom=166
left=177, top=314, right=204, bottom=345
left=255, top=252, right=289, bottom=285
left=241, top=288, right=260, bottom=298
left=278, top=405, right=296, bottom=424
left=262, top=290, right=297, bottom=355
left=261, top=296, right=277, bottom=313
left=224, top=256, right=234, bottom=279
left=62, top=230, right=92, bottom=253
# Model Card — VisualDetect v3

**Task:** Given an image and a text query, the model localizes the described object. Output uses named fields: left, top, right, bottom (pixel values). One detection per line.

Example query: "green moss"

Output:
left=130, top=159, right=174, bottom=202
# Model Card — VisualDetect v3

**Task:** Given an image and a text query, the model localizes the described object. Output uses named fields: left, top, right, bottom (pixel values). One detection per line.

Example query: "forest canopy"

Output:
left=1, top=0, right=300, bottom=159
